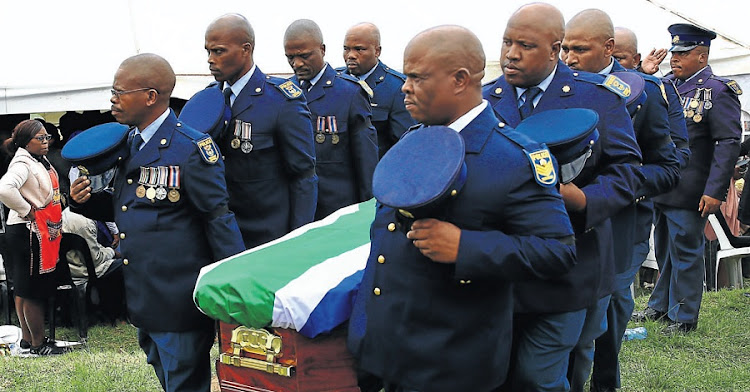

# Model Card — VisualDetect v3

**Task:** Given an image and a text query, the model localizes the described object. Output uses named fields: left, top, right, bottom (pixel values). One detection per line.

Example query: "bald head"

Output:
left=613, top=27, right=640, bottom=69
left=111, top=53, right=174, bottom=129
left=206, top=14, right=255, bottom=47
left=402, top=25, right=485, bottom=125
left=284, top=19, right=324, bottom=45
left=562, top=8, right=615, bottom=72
left=567, top=9, right=614, bottom=42
left=502, top=3, right=564, bottom=87
left=509, top=3, right=565, bottom=43
left=343, top=22, right=382, bottom=76
left=406, top=25, right=485, bottom=77
left=119, top=53, right=175, bottom=98
left=346, top=23, right=381, bottom=46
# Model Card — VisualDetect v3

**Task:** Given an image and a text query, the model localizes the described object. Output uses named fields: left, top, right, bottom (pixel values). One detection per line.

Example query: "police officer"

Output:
left=635, top=23, right=742, bottom=333
left=589, top=25, right=692, bottom=392
left=205, top=14, right=318, bottom=249
left=70, top=53, right=245, bottom=391
left=561, top=10, right=680, bottom=391
left=482, top=3, right=644, bottom=390
left=348, top=24, right=576, bottom=392
left=284, top=19, right=378, bottom=220
left=338, top=22, right=415, bottom=158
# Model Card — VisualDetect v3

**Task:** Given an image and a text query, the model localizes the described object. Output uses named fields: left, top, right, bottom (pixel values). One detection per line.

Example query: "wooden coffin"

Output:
left=216, top=322, right=360, bottom=392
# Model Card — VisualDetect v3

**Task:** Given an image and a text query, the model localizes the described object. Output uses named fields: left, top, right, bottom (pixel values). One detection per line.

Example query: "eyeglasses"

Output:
left=34, top=135, right=53, bottom=142
left=110, top=87, right=159, bottom=98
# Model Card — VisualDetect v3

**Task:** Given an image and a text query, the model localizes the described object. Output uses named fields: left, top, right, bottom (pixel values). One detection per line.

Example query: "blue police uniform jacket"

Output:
left=72, top=111, right=245, bottom=332
left=662, top=78, right=691, bottom=171
left=482, top=60, right=644, bottom=312
left=210, top=67, right=318, bottom=249
left=348, top=106, right=576, bottom=392
left=654, top=66, right=742, bottom=209
left=337, top=61, right=416, bottom=158
left=609, top=61, right=680, bottom=276
left=292, top=65, right=378, bottom=220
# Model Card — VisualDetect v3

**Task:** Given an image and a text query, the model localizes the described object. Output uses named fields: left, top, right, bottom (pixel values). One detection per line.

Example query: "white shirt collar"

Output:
left=598, top=58, right=615, bottom=75
left=223, top=64, right=256, bottom=105
left=684, top=66, right=708, bottom=83
left=135, top=108, right=170, bottom=147
left=308, top=63, right=328, bottom=88
left=357, top=62, right=379, bottom=81
left=448, top=100, right=488, bottom=133
left=514, top=64, right=557, bottom=106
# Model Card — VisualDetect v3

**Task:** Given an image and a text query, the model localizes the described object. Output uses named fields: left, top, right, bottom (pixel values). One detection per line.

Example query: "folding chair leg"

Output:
left=74, top=284, right=88, bottom=341
left=0, top=281, right=8, bottom=325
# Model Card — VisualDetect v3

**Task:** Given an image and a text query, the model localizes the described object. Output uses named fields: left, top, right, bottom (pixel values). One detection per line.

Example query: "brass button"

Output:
left=373, top=287, right=381, bottom=296
left=123, top=259, right=129, bottom=266
left=495, top=87, right=502, bottom=94
left=562, top=85, right=571, bottom=93
left=176, top=123, right=182, bottom=127
left=160, top=139, right=167, bottom=145
left=450, top=189, right=458, bottom=197
left=460, top=280, right=466, bottom=284
left=377, top=255, right=385, bottom=264
left=326, top=80, right=332, bottom=85
left=121, top=205, right=127, bottom=212
left=119, top=233, right=126, bottom=240
left=387, top=223, right=396, bottom=232
left=255, top=87, right=261, bottom=92
left=127, top=179, right=133, bottom=185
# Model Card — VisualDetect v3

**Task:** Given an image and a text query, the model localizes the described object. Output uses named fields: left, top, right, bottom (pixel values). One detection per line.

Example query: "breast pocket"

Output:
left=316, top=118, right=349, bottom=163
left=372, top=105, right=389, bottom=122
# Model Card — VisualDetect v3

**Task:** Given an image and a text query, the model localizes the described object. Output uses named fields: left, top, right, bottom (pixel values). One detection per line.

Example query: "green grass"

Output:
left=1, top=286, right=749, bottom=391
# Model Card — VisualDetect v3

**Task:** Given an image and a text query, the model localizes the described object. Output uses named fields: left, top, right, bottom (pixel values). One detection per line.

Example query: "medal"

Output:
left=136, top=185, right=146, bottom=198
left=155, top=166, right=168, bottom=200
left=686, top=110, right=694, bottom=118
left=167, top=166, right=181, bottom=202
left=168, top=189, right=180, bottom=202
left=241, top=141, right=253, bottom=153
left=155, top=187, right=167, bottom=200
left=316, top=133, right=326, bottom=143
left=146, top=187, right=156, bottom=200
left=331, top=134, right=340, bottom=144
left=693, top=114, right=702, bottom=123
left=683, top=110, right=688, bottom=117
left=703, top=101, right=712, bottom=110
left=231, top=138, right=241, bottom=149
left=690, top=99, right=699, bottom=109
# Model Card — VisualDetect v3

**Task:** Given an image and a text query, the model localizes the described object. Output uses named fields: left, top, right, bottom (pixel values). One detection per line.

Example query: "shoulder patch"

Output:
left=498, top=124, right=557, bottom=188
left=195, top=136, right=220, bottom=164
left=601, top=74, right=631, bottom=99
left=527, top=149, right=558, bottom=187
left=276, top=80, right=304, bottom=99
left=726, top=80, right=743, bottom=95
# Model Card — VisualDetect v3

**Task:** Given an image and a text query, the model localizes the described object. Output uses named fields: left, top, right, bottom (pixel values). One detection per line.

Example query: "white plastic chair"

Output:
left=707, top=213, right=749, bottom=290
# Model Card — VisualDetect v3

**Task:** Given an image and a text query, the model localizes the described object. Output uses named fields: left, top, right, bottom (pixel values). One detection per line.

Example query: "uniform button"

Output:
left=377, top=255, right=385, bottom=264
left=123, top=259, right=129, bottom=266
left=119, top=233, right=126, bottom=240
left=255, top=87, right=261, bottom=92
left=450, top=189, right=458, bottom=197
left=373, top=287, right=381, bottom=296
left=460, top=280, right=466, bottom=284
left=121, top=205, right=127, bottom=212
left=387, top=223, right=396, bottom=232
left=127, top=179, right=133, bottom=184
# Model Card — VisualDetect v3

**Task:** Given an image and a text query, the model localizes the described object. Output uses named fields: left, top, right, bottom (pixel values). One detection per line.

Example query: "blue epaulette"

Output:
left=711, top=75, right=743, bottom=95
left=383, top=66, right=406, bottom=81
left=334, top=66, right=347, bottom=74
left=482, top=77, right=501, bottom=87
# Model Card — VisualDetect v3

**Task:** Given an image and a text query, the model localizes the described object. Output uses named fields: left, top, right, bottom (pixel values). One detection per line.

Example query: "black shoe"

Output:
left=663, top=321, right=697, bottom=335
left=29, top=337, right=68, bottom=356
left=19, top=339, right=31, bottom=350
left=631, top=307, right=667, bottom=322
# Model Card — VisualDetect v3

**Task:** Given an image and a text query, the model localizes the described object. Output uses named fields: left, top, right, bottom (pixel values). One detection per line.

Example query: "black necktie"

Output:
left=300, top=80, right=311, bottom=91
left=223, top=87, right=233, bottom=107
left=519, top=86, right=542, bottom=120
left=130, top=133, right=143, bottom=157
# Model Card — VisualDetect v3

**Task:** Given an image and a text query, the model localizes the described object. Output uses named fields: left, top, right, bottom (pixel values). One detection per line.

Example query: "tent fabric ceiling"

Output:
left=1, top=0, right=748, bottom=115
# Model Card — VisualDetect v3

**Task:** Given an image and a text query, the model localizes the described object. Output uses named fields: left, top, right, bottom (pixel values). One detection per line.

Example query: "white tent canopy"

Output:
left=1, top=0, right=749, bottom=115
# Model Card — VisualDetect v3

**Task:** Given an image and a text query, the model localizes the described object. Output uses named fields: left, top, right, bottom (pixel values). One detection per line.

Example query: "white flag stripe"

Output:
left=272, top=243, right=371, bottom=330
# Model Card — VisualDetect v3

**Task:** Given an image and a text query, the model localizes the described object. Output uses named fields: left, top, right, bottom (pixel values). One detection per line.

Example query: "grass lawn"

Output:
left=1, top=286, right=749, bottom=391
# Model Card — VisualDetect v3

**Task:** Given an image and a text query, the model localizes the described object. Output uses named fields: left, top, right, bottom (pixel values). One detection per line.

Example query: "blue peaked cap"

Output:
left=62, top=122, right=130, bottom=175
